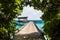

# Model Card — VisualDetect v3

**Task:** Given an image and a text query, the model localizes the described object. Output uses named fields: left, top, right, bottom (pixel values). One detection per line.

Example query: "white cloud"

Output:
left=19, top=5, right=43, bottom=20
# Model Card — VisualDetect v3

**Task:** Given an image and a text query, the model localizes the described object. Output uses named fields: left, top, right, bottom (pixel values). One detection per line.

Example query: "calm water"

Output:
left=15, top=20, right=44, bottom=32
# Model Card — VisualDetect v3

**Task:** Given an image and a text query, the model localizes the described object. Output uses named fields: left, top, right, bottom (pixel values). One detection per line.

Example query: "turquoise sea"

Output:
left=15, top=20, right=44, bottom=32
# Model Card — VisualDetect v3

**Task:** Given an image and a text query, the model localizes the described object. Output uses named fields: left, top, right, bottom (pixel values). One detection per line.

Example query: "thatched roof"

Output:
left=14, top=22, right=45, bottom=40
left=15, top=22, right=42, bottom=36
left=18, top=17, right=27, bottom=19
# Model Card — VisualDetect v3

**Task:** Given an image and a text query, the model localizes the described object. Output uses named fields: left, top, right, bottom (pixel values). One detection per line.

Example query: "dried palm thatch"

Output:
left=14, top=22, right=45, bottom=40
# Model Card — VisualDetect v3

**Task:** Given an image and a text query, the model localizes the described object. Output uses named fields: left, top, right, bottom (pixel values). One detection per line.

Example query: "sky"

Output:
left=18, top=5, right=43, bottom=20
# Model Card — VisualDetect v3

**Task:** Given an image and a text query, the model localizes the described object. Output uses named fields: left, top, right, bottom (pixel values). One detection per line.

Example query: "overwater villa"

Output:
left=18, top=17, right=28, bottom=22
left=14, top=22, right=45, bottom=40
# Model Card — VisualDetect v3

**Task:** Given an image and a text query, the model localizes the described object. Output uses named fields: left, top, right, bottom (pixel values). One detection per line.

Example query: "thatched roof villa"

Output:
left=14, top=22, right=45, bottom=40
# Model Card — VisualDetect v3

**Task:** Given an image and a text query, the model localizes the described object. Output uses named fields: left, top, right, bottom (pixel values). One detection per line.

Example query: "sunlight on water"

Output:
left=36, top=23, right=44, bottom=32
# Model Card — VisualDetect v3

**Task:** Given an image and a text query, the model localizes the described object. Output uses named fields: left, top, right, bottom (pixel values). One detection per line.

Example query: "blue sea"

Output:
left=15, top=20, right=44, bottom=32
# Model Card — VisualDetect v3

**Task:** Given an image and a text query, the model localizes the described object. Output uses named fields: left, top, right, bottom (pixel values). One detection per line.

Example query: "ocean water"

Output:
left=15, top=20, right=44, bottom=32
left=28, top=20, right=44, bottom=32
